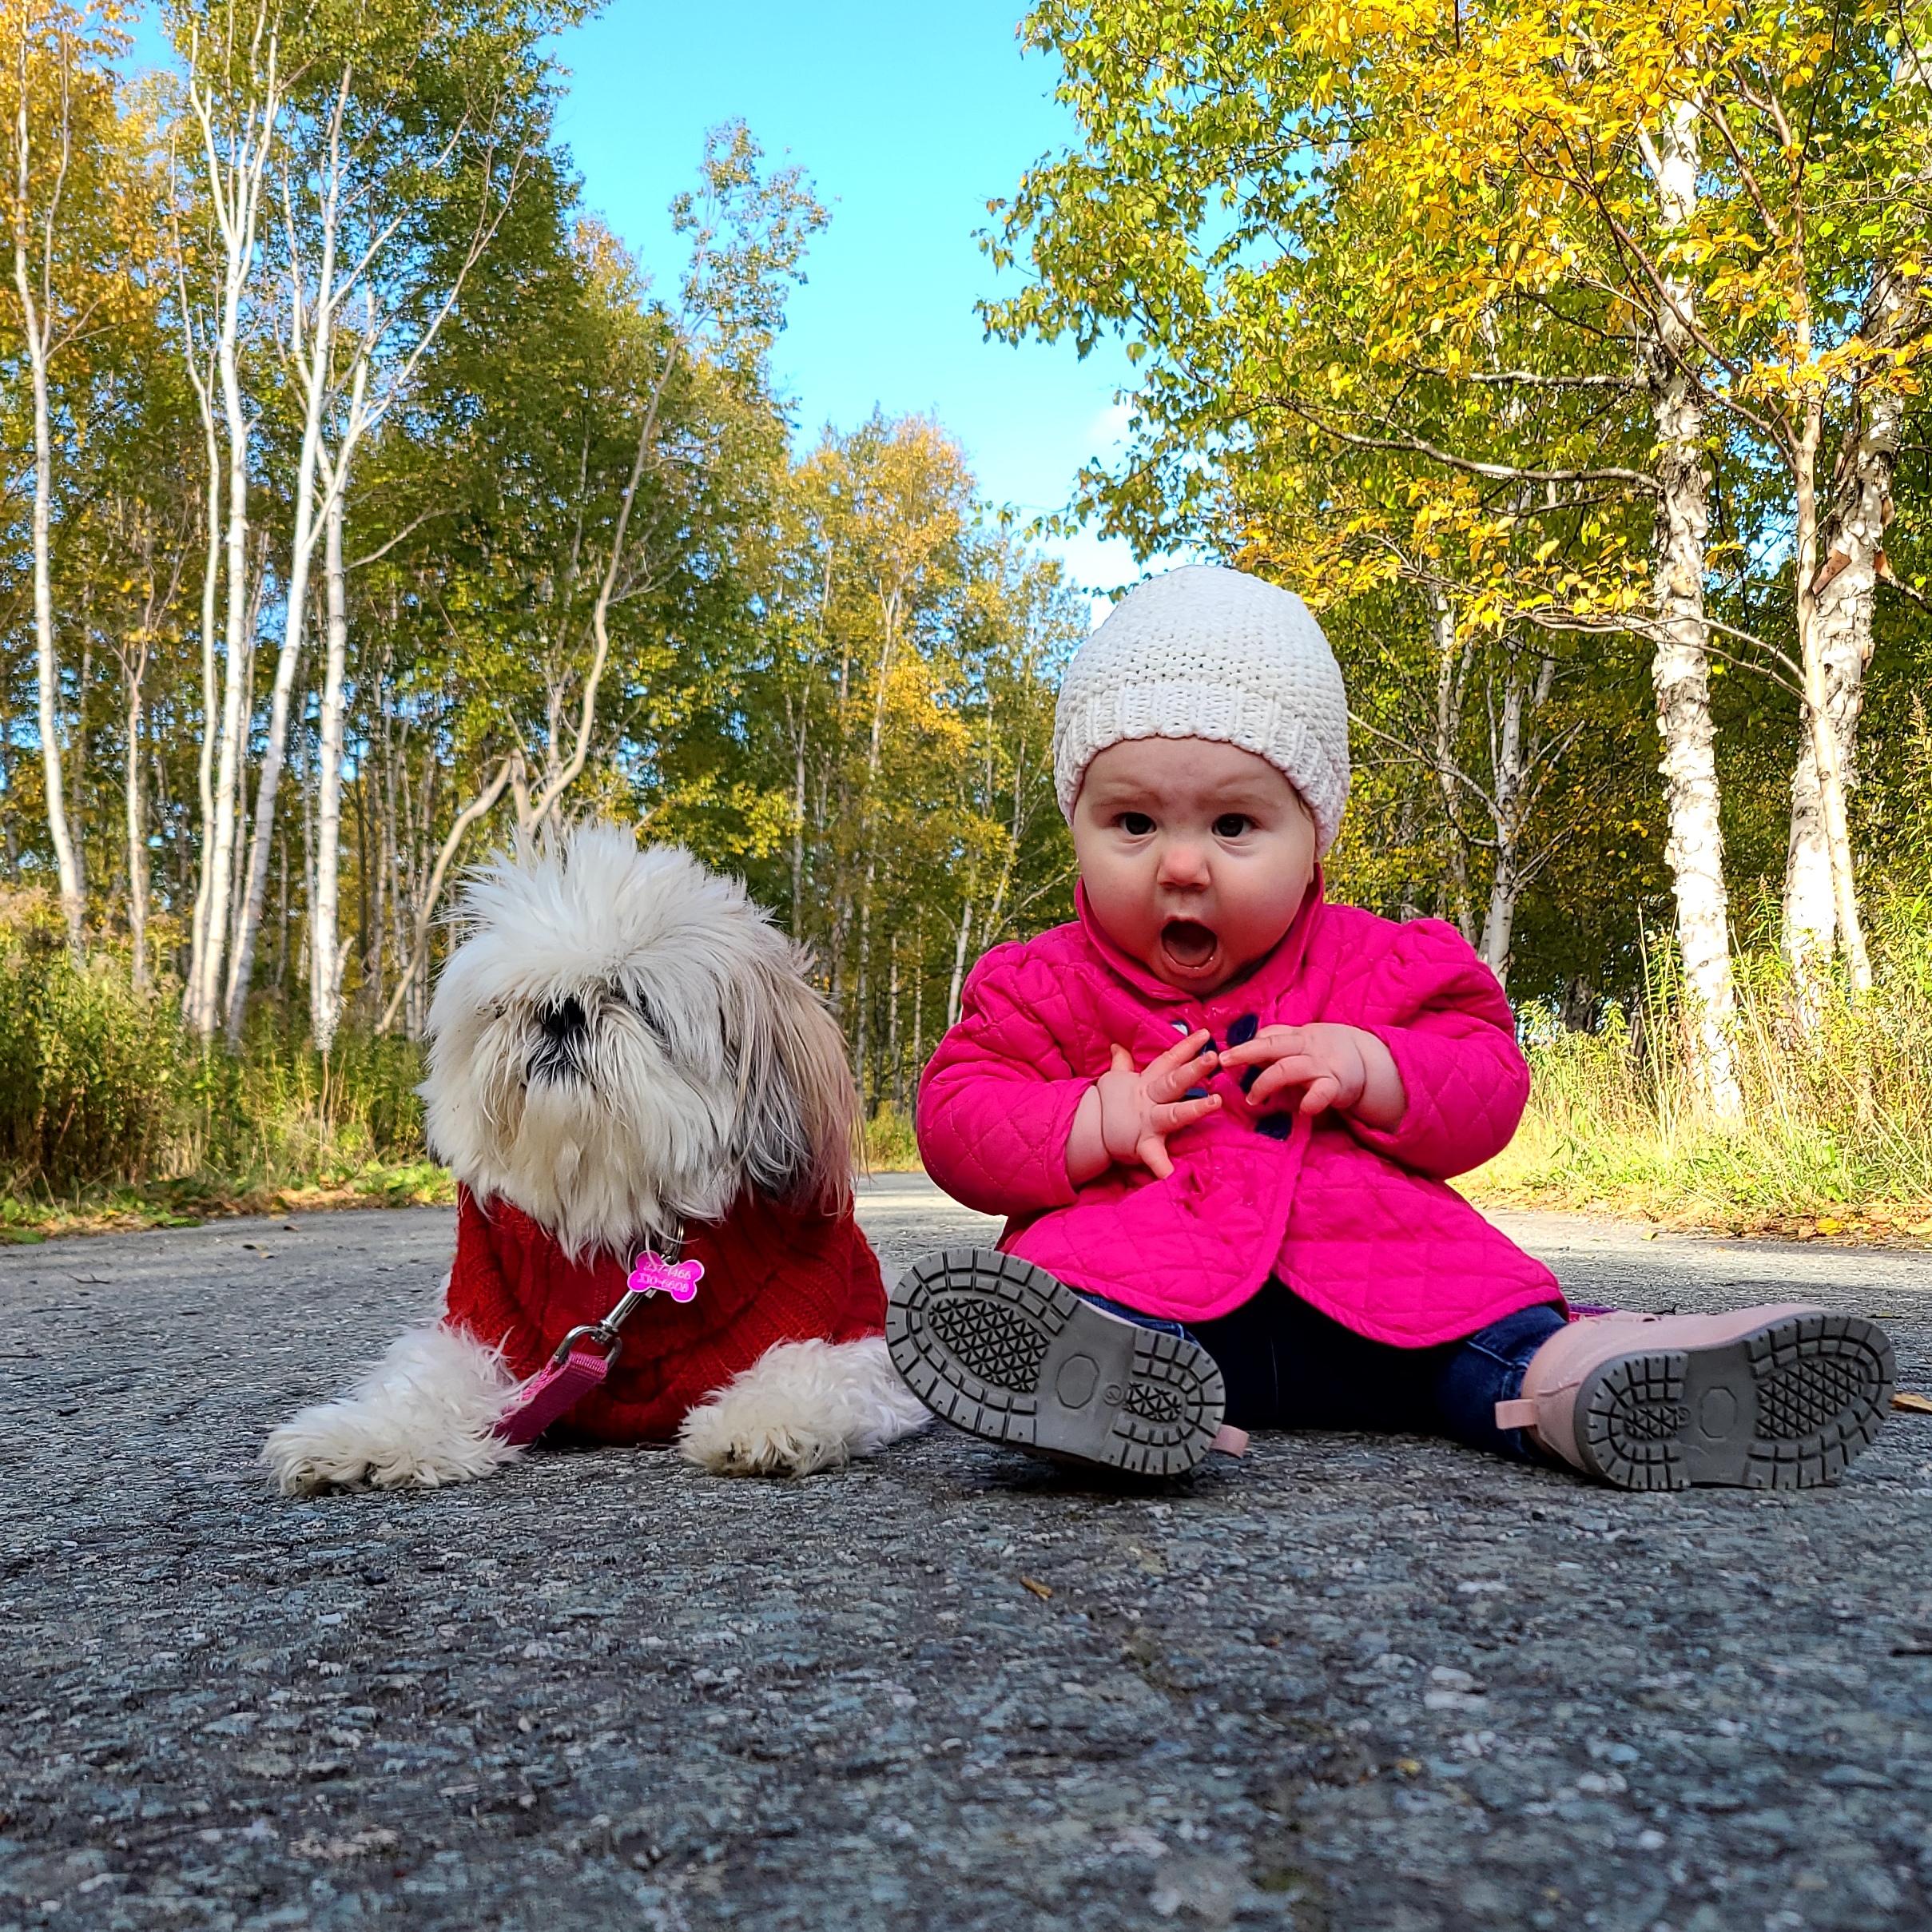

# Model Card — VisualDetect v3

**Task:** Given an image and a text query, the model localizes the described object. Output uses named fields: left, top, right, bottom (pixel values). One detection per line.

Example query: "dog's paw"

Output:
left=678, top=1336, right=930, bottom=1478
left=263, top=1413, right=375, bottom=1497
left=264, top=1401, right=522, bottom=1494
left=263, top=1326, right=522, bottom=1495
left=678, top=1398, right=845, bottom=1478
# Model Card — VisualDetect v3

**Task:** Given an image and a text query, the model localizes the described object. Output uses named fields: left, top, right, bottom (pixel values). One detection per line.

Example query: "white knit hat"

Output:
left=1053, top=565, right=1351, bottom=854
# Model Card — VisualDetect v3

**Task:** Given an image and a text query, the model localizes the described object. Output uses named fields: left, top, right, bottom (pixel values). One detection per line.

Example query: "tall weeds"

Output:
left=0, top=891, right=432, bottom=1216
left=1473, top=898, right=1932, bottom=1230
left=0, top=895, right=181, bottom=1189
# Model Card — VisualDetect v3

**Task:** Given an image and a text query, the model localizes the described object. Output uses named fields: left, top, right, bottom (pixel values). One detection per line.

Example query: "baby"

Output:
left=887, top=566, right=1894, bottom=1489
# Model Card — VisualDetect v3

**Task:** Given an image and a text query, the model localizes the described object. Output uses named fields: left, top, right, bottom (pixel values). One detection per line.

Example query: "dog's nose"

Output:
left=530, top=996, right=588, bottom=1082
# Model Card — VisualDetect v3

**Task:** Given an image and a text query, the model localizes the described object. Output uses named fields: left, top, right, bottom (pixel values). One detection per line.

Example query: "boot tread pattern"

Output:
left=886, top=1249, right=1224, bottom=1477
left=1743, top=1314, right=1892, bottom=1486
left=1576, top=1312, right=1893, bottom=1491
left=924, top=1294, right=1051, bottom=1398
left=1576, top=1353, right=1685, bottom=1491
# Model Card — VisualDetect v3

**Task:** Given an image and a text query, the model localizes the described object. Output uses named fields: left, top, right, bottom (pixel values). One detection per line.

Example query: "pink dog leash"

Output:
left=495, top=1250, right=703, bottom=1445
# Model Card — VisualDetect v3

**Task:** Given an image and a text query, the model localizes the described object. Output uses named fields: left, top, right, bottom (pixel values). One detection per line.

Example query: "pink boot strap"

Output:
left=1493, top=1397, right=1539, bottom=1430
left=1213, top=1424, right=1249, bottom=1456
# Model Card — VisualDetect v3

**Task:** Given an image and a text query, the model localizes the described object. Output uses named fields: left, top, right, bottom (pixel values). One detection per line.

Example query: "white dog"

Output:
left=264, top=825, right=928, bottom=1493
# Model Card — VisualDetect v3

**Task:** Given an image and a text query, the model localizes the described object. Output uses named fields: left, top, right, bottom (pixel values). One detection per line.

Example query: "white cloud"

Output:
left=1083, top=397, right=1136, bottom=452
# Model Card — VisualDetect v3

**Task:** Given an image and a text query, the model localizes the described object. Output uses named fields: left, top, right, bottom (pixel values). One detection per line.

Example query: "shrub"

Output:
left=1477, top=899, right=1932, bottom=1226
left=0, top=889, right=429, bottom=1201
left=864, top=1102, right=922, bottom=1171
left=0, top=893, right=181, bottom=1191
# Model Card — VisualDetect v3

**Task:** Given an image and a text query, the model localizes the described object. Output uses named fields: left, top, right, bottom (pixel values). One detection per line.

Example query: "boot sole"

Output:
left=1573, top=1311, right=1894, bottom=1490
left=885, top=1249, right=1226, bottom=1477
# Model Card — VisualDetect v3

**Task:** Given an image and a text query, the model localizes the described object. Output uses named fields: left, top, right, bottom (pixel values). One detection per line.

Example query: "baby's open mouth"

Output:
left=1160, top=919, right=1218, bottom=968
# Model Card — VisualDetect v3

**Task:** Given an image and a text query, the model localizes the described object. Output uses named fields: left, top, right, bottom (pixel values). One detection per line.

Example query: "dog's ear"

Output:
left=730, top=948, right=859, bottom=1214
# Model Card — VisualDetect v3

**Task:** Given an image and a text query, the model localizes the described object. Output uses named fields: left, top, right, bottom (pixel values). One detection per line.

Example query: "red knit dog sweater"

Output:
left=443, top=1183, right=887, bottom=1441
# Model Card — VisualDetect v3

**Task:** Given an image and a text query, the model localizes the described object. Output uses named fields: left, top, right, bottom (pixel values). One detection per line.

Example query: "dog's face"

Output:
left=421, top=826, right=856, bottom=1257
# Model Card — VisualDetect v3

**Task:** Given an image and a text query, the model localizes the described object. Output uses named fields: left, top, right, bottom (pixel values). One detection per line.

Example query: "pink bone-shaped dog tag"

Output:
left=630, top=1250, right=703, bottom=1302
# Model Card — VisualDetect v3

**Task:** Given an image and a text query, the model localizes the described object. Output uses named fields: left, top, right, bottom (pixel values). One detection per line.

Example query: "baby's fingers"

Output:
left=1143, top=1028, right=1216, bottom=1083
left=1150, top=1091, right=1220, bottom=1134
left=1245, top=1055, right=1323, bottom=1108
left=1298, top=1075, right=1344, bottom=1116
left=1135, top=1133, right=1176, bottom=1179
left=1218, top=1024, right=1305, bottom=1067
left=1147, top=1049, right=1219, bottom=1103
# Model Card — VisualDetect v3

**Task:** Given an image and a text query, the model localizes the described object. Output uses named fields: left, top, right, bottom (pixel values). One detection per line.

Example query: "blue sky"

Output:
left=128, top=2, right=1159, bottom=607
left=547, top=0, right=1152, bottom=608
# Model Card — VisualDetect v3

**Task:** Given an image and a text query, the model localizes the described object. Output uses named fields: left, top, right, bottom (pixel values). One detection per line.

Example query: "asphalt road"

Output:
left=4, top=1175, right=1932, bottom=1931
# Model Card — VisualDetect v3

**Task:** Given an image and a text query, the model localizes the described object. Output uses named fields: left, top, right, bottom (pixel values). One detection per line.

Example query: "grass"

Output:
left=1465, top=904, right=1932, bottom=1243
left=863, top=1102, right=923, bottom=1172
left=0, top=1160, right=455, bottom=1242
left=0, top=890, right=447, bottom=1239
left=12, top=883, right=1932, bottom=1246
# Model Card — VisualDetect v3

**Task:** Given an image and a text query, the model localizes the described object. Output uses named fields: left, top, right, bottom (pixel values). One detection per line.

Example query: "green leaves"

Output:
left=673, top=119, right=829, bottom=367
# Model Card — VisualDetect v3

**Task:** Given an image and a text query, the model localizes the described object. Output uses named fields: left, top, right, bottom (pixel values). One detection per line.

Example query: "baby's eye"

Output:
left=1119, top=812, right=1155, bottom=836
left=1213, top=813, right=1250, bottom=839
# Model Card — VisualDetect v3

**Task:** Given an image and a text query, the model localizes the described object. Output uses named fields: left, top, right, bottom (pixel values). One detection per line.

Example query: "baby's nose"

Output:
left=1157, top=840, right=1211, bottom=885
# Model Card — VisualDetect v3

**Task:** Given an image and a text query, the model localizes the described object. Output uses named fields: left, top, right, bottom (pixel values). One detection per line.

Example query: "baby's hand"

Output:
left=1217, top=1023, right=1406, bottom=1130
left=1066, top=1029, right=1222, bottom=1183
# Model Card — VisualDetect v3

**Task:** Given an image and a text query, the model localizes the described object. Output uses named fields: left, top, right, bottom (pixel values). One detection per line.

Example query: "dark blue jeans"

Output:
left=1087, top=1279, right=1567, bottom=1462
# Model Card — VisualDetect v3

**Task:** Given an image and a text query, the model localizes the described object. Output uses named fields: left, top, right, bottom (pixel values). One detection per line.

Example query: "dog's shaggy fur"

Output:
left=264, top=826, right=928, bottom=1493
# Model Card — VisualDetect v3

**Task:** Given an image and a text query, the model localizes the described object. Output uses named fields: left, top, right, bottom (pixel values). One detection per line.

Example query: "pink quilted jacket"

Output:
left=917, top=881, right=1560, bottom=1346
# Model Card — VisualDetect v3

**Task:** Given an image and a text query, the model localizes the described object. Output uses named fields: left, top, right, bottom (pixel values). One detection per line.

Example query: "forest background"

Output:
left=5, top=0, right=1932, bottom=1240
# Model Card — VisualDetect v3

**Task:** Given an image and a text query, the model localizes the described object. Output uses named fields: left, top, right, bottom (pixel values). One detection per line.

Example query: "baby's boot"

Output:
left=1495, top=1305, right=1894, bottom=1489
left=886, top=1249, right=1238, bottom=1476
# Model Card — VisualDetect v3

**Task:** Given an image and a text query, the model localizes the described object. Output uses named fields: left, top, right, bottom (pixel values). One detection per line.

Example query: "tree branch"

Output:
left=1267, top=392, right=1662, bottom=491
left=377, top=752, right=519, bottom=1036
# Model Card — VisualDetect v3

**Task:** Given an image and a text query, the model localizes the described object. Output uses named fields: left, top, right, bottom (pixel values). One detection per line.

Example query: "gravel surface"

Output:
left=5, top=1175, right=1932, bottom=1931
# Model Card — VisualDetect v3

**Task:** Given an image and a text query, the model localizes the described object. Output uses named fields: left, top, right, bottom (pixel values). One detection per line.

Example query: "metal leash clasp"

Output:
left=544, top=1245, right=705, bottom=1373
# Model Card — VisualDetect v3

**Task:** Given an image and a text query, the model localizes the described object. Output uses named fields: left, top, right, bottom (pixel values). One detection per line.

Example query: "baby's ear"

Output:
left=729, top=951, right=858, bottom=1211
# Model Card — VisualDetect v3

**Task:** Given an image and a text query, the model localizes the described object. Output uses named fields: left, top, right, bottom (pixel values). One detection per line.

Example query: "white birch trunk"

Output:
left=1476, top=656, right=1554, bottom=985
left=1427, top=587, right=1476, bottom=944
left=187, top=403, right=221, bottom=1004
left=312, top=486, right=350, bottom=1050
left=1789, top=340, right=1872, bottom=997
left=11, top=51, right=82, bottom=953
left=188, top=255, right=254, bottom=1040
left=1782, top=257, right=1920, bottom=983
left=123, top=632, right=149, bottom=990
left=789, top=704, right=807, bottom=934
left=183, top=24, right=281, bottom=1039
left=945, top=900, right=974, bottom=1029
left=1642, top=101, right=1741, bottom=1115
left=21, top=280, right=80, bottom=949
left=223, top=336, right=334, bottom=1041
left=224, top=86, right=364, bottom=1044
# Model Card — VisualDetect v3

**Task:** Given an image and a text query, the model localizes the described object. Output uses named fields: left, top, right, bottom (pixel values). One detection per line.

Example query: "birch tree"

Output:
left=105, top=493, right=189, bottom=988
left=1, top=0, right=132, bottom=952
left=981, top=0, right=1902, bottom=1098
left=1640, top=96, right=1741, bottom=1104
left=172, top=0, right=284, bottom=1037
left=223, top=3, right=551, bottom=1047
left=373, top=122, right=826, bottom=1033
left=1782, top=21, right=1932, bottom=978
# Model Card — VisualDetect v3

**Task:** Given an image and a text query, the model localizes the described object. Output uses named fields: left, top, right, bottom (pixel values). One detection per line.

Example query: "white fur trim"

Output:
left=1053, top=565, right=1351, bottom=854
left=262, top=1325, right=522, bottom=1495
left=677, top=1336, right=930, bottom=1477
